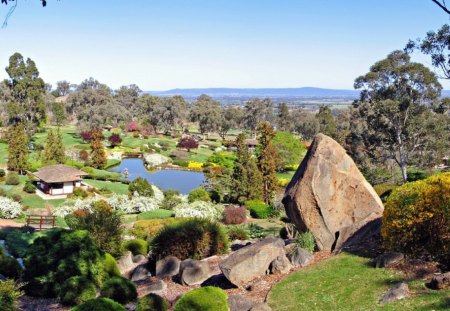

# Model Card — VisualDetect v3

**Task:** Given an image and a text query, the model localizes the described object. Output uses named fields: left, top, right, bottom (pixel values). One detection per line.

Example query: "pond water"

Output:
left=109, top=158, right=205, bottom=194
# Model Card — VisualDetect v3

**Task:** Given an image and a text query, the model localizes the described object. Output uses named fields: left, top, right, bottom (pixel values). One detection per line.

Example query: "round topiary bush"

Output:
left=59, top=276, right=96, bottom=306
left=136, top=294, right=169, bottom=311
left=103, top=253, right=121, bottom=278
left=382, top=173, right=450, bottom=268
left=72, top=297, right=127, bottom=311
left=23, top=181, right=36, bottom=194
left=174, top=286, right=228, bottom=311
left=5, top=173, right=20, bottom=186
left=100, top=276, right=137, bottom=304
left=151, top=218, right=229, bottom=260
left=187, top=187, right=211, bottom=203
left=123, top=239, right=148, bottom=256
left=129, top=177, right=154, bottom=197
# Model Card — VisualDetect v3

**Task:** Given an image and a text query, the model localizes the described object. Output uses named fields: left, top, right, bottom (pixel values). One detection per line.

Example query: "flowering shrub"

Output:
left=0, top=197, right=22, bottom=219
left=108, top=134, right=122, bottom=147
left=177, top=137, right=199, bottom=151
left=187, top=161, right=204, bottom=171
left=277, top=178, right=289, bottom=187
left=173, top=201, right=224, bottom=221
left=382, top=173, right=450, bottom=267
left=144, top=154, right=170, bottom=167
left=126, top=121, right=140, bottom=132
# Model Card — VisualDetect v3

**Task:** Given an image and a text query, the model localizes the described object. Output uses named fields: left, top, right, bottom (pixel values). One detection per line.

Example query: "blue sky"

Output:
left=0, top=0, right=449, bottom=90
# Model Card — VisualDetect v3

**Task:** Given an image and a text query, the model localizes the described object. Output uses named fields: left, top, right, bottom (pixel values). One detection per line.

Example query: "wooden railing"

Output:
left=26, top=215, right=57, bottom=231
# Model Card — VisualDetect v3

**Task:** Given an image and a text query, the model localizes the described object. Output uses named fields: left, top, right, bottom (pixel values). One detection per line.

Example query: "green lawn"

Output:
left=83, top=179, right=129, bottom=195
left=268, top=253, right=449, bottom=311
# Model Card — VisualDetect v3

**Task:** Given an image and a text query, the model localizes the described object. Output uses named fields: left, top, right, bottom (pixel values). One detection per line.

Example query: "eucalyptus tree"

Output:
left=190, top=94, right=222, bottom=136
left=243, top=98, right=274, bottom=137
left=219, top=106, right=243, bottom=140
left=153, top=95, right=187, bottom=133
left=114, top=84, right=141, bottom=117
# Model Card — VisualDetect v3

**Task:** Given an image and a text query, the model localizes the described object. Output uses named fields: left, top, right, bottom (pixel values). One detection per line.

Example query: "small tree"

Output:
left=89, top=129, right=106, bottom=169
left=108, top=134, right=122, bottom=148
left=177, top=137, right=199, bottom=152
left=52, top=102, right=66, bottom=126
left=7, top=123, right=28, bottom=174
left=80, top=130, right=93, bottom=142
left=188, top=188, right=211, bottom=203
left=42, top=128, right=65, bottom=164
left=126, top=121, right=139, bottom=132
left=128, top=177, right=154, bottom=197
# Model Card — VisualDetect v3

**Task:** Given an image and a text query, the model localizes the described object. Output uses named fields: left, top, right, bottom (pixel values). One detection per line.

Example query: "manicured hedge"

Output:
left=174, top=287, right=228, bottom=311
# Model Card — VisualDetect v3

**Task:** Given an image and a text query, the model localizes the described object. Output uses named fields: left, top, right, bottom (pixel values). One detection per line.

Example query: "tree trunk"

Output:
left=396, top=129, right=408, bottom=183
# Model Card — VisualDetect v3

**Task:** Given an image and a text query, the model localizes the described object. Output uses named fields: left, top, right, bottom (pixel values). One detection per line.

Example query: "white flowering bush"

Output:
left=0, top=196, right=22, bottom=219
left=144, top=153, right=170, bottom=167
left=173, top=201, right=224, bottom=221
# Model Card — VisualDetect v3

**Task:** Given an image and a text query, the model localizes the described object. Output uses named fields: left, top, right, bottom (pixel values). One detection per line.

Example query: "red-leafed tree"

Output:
left=108, top=133, right=122, bottom=147
left=126, top=121, right=140, bottom=132
left=177, top=137, right=199, bottom=152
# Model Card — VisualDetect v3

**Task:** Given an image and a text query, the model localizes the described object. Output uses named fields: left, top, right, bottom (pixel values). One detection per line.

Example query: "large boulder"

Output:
left=179, top=259, right=214, bottom=286
left=220, top=237, right=286, bottom=287
left=131, top=264, right=151, bottom=282
left=283, top=134, right=384, bottom=251
left=428, top=272, right=450, bottom=290
left=156, top=256, right=181, bottom=278
left=285, top=244, right=314, bottom=267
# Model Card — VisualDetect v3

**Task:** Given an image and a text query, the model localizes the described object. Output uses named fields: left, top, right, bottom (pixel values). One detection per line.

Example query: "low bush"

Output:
left=222, top=205, right=247, bottom=225
left=23, top=181, right=36, bottom=193
left=0, top=196, right=22, bottom=219
left=137, top=209, right=175, bottom=219
left=0, top=279, right=23, bottom=311
left=136, top=293, right=169, bottom=311
left=70, top=187, right=89, bottom=199
left=382, top=173, right=450, bottom=268
left=174, top=286, right=228, bottom=311
left=100, top=276, right=137, bottom=304
left=5, top=173, right=20, bottom=186
left=103, top=253, right=121, bottom=278
left=0, top=168, right=5, bottom=177
left=11, top=194, right=22, bottom=203
left=227, top=226, right=249, bottom=241
left=246, top=200, right=277, bottom=219
left=172, top=159, right=189, bottom=167
left=59, top=276, right=96, bottom=306
left=0, top=247, right=22, bottom=279
left=187, top=187, right=211, bottom=203
left=407, top=168, right=429, bottom=182
left=173, top=201, right=224, bottom=221
left=72, top=297, right=127, bottom=311
left=129, top=177, right=154, bottom=197
left=131, top=218, right=181, bottom=241
left=152, top=218, right=229, bottom=260
left=296, top=231, right=316, bottom=253
left=160, top=190, right=182, bottom=210
left=123, top=239, right=148, bottom=256
left=247, top=223, right=267, bottom=239
left=187, top=161, right=204, bottom=171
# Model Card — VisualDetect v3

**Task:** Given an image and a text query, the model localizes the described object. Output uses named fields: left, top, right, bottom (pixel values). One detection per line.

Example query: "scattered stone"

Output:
left=270, top=254, right=292, bottom=274
left=220, top=237, right=287, bottom=287
left=428, top=272, right=450, bottom=290
left=179, top=259, right=214, bottom=286
left=375, top=252, right=404, bottom=268
left=251, top=303, right=273, bottom=311
left=228, top=294, right=255, bottom=311
left=138, top=279, right=167, bottom=296
left=156, top=256, right=181, bottom=278
left=117, top=251, right=136, bottom=276
left=285, top=245, right=313, bottom=267
left=283, top=133, right=384, bottom=252
left=133, top=254, right=147, bottom=264
left=131, top=264, right=151, bottom=282
left=379, top=282, right=409, bottom=304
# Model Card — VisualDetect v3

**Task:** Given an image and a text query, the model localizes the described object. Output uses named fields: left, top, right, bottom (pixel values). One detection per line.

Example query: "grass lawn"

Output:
left=268, top=253, right=450, bottom=311
left=83, top=179, right=129, bottom=195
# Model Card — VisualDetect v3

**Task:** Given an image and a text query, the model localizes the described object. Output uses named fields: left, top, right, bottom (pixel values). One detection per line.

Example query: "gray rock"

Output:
left=179, top=259, right=213, bottom=286
left=133, top=254, right=147, bottom=264
left=251, top=303, right=272, bottom=311
left=220, top=237, right=286, bottom=287
left=156, top=256, right=181, bottom=278
left=375, top=252, right=404, bottom=268
left=228, top=294, right=255, bottom=311
left=117, top=251, right=136, bottom=276
left=286, top=245, right=314, bottom=267
left=231, top=240, right=254, bottom=251
left=131, top=264, right=151, bottom=282
left=139, top=279, right=167, bottom=296
left=270, top=253, right=292, bottom=274
left=379, top=282, right=409, bottom=304
left=428, top=272, right=450, bottom=290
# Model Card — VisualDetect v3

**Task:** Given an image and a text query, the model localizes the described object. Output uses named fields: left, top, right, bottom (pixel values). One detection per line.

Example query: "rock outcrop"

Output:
left=219, top=237, right=287, bottom=287
left=283, top=134, right=384, bottom=251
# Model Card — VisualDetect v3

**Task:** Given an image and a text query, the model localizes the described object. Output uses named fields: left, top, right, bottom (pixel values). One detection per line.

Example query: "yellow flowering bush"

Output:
left=382, top=173, right=449, bottom=267
left=188, top=161, right=204, bottom=171
left=277, top=178, right=289, bottom=187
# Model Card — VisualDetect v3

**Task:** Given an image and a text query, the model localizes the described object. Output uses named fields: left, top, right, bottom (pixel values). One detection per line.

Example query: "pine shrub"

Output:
left=23, top=181, right=36, bottom=193
left=131, top=218, right=181, bottom=241
left=227, top=226, right=249, bottom=241
left=136, top=294, right=169, bottom=311
left=5, top=173, right=20, bottom=185
left=246, top=200, right=277, bottom=219
left=72, top=297, right=127, bottom=311
left=0, top=247, right=22, bottom=279
left=100, top=276, right=137, bottom=304
left=0, top=279, right=23, bottom=311
left=174, top=286, right=228, bottom=311
left=129, top=177, right=154, bottom=197
left=123, top=239, right=148, bottom=256
left=103, top=253, right=121, bottom=278
left=187, top=187, right=211, bottom=203
left=59, top=276, right=96, bottom=306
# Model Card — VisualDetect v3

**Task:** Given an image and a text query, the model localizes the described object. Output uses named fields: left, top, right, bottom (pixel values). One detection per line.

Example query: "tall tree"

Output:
left=190, top=95, right=222, bottom=136
left=315, top=106, right=336, bottom=138
left=55, top=80, right=71, bottom=96
left=354, top=50, right=443, bottom=182
left=219, top=106, right=243, bottom=140
left=7, top=123, right=28, bottom=173
left=256, top=121, right=279, bottom=204
left=114, top=84, right=141, bottom=117
left=272, top=131, right=305, bottom=170
left=51, top=102, right=66, bottom=126
left=4, top=52, right=47, bottom=134
left=277, top=102, right=290, bottom=131
left=42, top=128, right=65, bottom=164
left=152, top=96, right=187, bottom=133
left=291, top=109, right=320, bottom=141
left=89, top=128, right=106, bottom=169
left=244, top=98, right=274, bottom=137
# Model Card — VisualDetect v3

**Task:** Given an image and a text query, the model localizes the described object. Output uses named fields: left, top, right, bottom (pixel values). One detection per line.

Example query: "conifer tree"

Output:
left=7, top=123, right=29, bottom=174
left=42, top=129, right=55, bottom=163
left=256, top=121, right=279, bottom=204
left=54, top=128, right=66, bottom=163
left=42, top=128, right=65, bottom=164
left=89, top=128, right=106, bottom=169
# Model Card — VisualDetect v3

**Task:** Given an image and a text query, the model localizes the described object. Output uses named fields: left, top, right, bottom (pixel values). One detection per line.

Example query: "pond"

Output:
left=109, top=158, right=206, bottom=194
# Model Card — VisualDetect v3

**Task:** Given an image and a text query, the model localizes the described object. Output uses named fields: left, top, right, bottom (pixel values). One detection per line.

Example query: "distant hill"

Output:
left=148, top=87, right=360, bottom=98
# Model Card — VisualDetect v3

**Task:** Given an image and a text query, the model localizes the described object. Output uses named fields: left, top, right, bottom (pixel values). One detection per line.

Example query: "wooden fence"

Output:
left=26, top=215, right=57, bottom=231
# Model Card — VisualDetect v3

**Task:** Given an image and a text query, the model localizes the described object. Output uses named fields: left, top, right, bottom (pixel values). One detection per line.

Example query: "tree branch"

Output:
left=432, top=0, right=450, bottom=14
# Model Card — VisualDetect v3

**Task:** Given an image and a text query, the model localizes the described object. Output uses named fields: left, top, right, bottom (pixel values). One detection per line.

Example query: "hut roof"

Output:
left=32, top=164, right=88, bottom=183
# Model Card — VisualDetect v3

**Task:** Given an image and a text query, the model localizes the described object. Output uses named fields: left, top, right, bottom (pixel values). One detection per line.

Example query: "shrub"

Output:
left=0, top=248, right=22, bottom=279
left=0, top=168, right=5, bottom=177
left=103, top=253, right=121, bottom=278
left=23, top=181, right=36, bottom=193
left=188, top=187, right=211, bottom=203
left=173, top=159, right=189, bottom=167
left=129, top=177, right=154, bottom=197
left=72, top=297, right=127, bottom=311
left=80, top=131, right=93, bottom=142
left=137, top=209, right=175, bottom=219
left=373, top=184, right=398, bottom=202
left=123, top=239, right=148, bottom=256
left=59, top=276, right=96, bottom=306
left=296, top=231, right=316, bottom=253
left=247, top=223, right=267, bottom=239
left=131, top=218, right=181, bottom=241
left=0, top=197, right=22, bottom=219
left=382, top=173, right=450, bottom=268
left=407, top=168, right=429, bottom=182
left=174, top=286, right=228, bottom=311
left=173, top=201, right=224, bottom=221
left=71, top=187, right=89, bottom=199
left=11, top=194, right=22, bottom=203
left=24, top=229, right=105, bottom=298
left=100, top=276, right=137, bottom=304
left=0, top=279, right=23, bottom=311
left=152, top=218, right=229, bottom=260
left=206, top=152, right=235, bottom=169
left=136, top=294, right=169, bottom=311
left=177, top=136, right=198, bottom=151
left=187, top=161, right=204, bottom=171
left=126, top=121, right=140, bottom=132
left=108, top=133, right=122, bottom=147
left=223, top=205, right=247, bottom=225
left=132, top=130, right=140, bottom=138
left=246, top=200, right=277, bottom=219
left=227, top=226, right=249, bottom=241
left=79, top=149, right=89, bottom=161
left=160, top=190, right=182, bottom=211
left=5, top=173, right=20, bottom=185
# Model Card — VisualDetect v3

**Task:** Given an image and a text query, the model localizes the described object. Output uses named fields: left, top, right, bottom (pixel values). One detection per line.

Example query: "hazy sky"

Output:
left=0, top=0, right=449, bottom=90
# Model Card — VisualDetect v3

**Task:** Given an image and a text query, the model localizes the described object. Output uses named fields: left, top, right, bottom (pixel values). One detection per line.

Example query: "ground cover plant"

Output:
left=174, top=286, right=228, bottom=311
